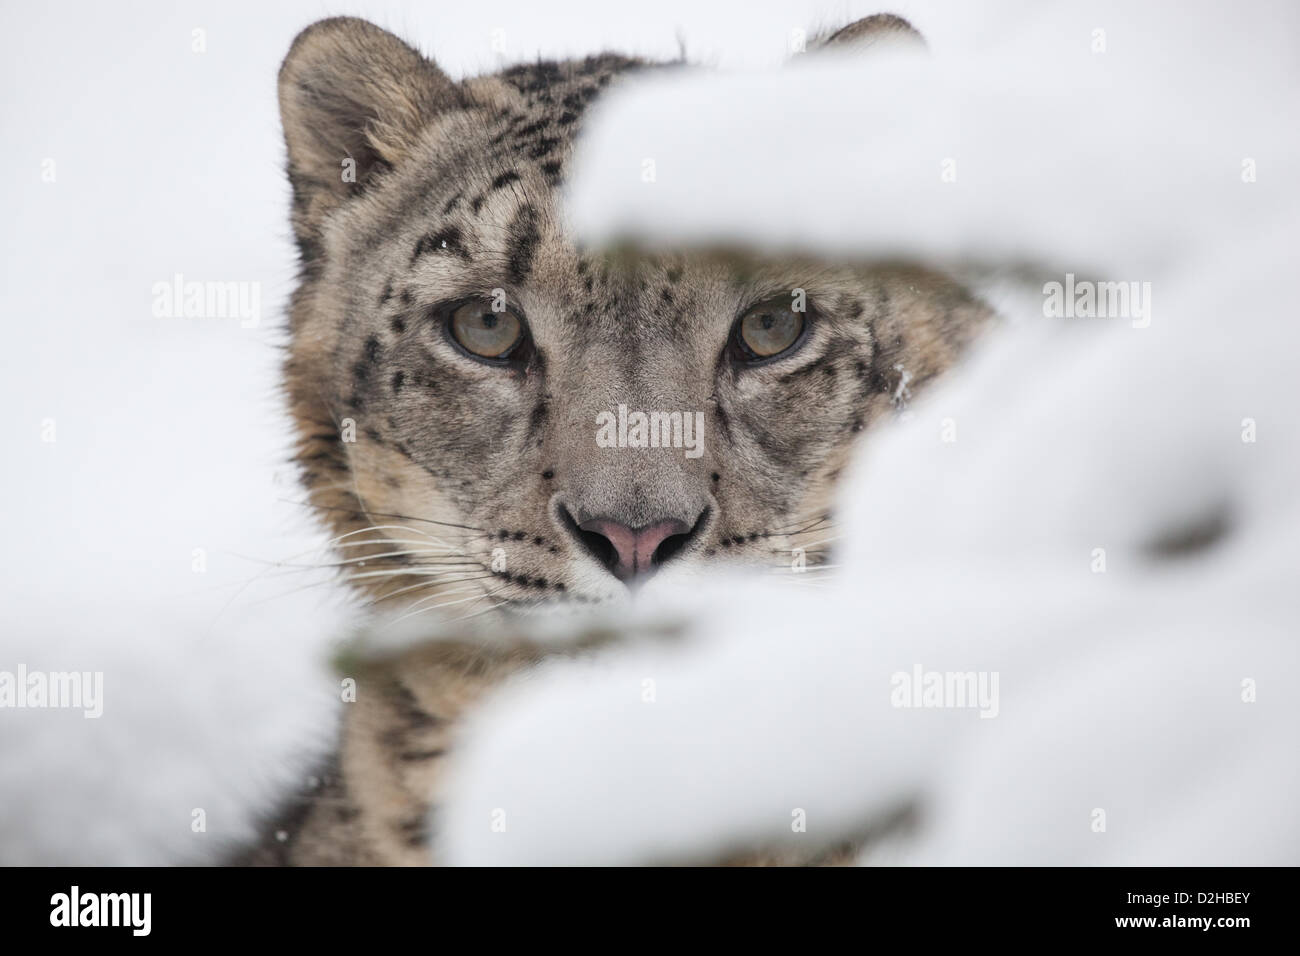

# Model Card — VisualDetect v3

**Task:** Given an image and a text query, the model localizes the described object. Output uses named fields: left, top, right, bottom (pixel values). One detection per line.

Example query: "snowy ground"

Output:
left=2, top=0, right=1297, bottom=864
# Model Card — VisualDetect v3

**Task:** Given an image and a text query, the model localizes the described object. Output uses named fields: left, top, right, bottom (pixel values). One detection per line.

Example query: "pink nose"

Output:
left=577, top=517, right=690, bottom=582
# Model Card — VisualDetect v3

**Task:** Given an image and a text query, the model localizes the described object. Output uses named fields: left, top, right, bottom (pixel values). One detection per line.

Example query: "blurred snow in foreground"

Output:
left=434, top=0, right=1300, bottom=864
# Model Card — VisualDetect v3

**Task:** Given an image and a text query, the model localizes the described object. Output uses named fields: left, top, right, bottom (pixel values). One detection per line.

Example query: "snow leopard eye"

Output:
left=447, top=300, right=526, bottom=362
left=731, top=297, right=807, bottom=362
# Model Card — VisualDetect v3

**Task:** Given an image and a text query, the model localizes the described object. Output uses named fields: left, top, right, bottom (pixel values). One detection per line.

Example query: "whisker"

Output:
left=767, top=563, right=840, bottom=573
left=344, top=566, right=488, bottom=585
left=280, top=498, right=488, bottom=534
left=760, top=512, right=834, bottom=539
left=438, top=598, right=510, bottom=626
left=254, top=550, right=467, bottom=574
left=366, top=574, right=497, bottom=602
left=328, top=550, right=478, bottom=568
left=787, top=535, right=839, bottom=551
left=387, top=586, right=507, bottom=626
left=325, top=523, right=466, bottom=550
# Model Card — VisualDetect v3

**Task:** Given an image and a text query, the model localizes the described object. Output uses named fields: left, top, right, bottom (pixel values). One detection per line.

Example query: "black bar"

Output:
left=2, top=866, right=1282, bottom=942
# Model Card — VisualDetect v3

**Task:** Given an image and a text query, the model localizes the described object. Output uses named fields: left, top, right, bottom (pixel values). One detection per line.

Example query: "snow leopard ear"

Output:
left=814, top=13, right=926, bottom=54
left=278, top=17, right=465, bottom=249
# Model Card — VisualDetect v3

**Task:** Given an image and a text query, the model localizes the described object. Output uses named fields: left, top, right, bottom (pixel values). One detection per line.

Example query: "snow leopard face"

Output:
left=278, top=16, right=991, bottom=621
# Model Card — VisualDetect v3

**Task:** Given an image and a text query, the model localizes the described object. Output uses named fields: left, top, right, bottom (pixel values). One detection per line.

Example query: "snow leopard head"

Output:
left=277, top=15, right=990, bottom=618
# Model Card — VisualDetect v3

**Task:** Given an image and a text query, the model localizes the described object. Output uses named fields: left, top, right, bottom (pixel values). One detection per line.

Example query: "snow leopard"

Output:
left=239, top=12, right=991, bottom=865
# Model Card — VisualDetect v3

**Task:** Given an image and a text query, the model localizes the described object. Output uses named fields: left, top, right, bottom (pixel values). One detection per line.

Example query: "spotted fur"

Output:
left=241, top=14, right=992, bottom=865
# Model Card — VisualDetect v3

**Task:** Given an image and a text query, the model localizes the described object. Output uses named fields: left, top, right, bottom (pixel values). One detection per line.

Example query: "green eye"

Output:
left=735, top=297, right=806, bottom=360
left=449, top=301, right=524, bottom=360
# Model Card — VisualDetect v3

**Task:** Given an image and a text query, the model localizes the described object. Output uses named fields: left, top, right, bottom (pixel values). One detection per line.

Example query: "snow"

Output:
left=434, top=0, right=1300, bottom=864
left=436, top=234, right=1300, bottom=864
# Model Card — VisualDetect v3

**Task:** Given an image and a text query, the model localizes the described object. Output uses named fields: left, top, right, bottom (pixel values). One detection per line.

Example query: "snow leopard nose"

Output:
left=572, top=515, right=699, bottom=583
